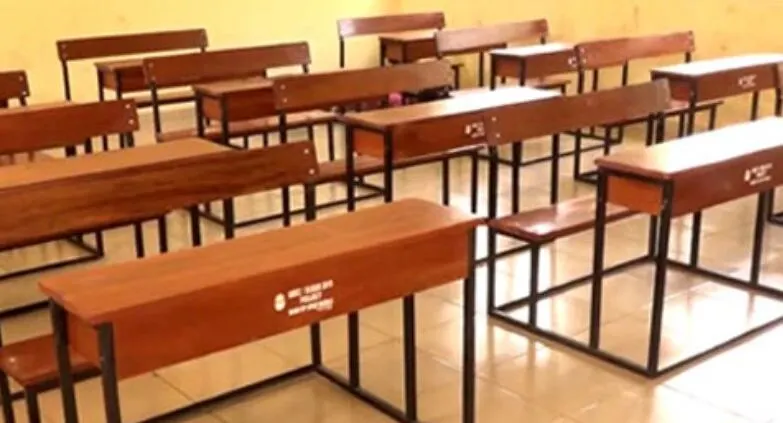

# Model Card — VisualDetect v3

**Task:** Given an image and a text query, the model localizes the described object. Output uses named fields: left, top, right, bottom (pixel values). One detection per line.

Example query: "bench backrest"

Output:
left=0, top=141, right=318, bottom=250
left=273, top=60, right=452, bottom=113
left=435, top=19, right=549, bottom=56
left=337, top=12, right=445, bottom=67
left=56, top=29, right=208, bottom=99
left=0, top=100, right=138, bottom=154
left=488, top=80, right=671, bottom=143
left=0, top=70, right=29, bottom=108
left=575, top=31, right=694, bottom=71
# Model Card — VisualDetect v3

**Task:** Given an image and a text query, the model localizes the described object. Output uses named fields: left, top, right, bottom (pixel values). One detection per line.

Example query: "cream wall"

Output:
left=0, top=0, right=396, bottom=102
left=400, top=0, right=783, bottom=124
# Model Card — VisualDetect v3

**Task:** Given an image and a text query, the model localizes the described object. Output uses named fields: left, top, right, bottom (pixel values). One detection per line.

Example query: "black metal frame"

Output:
left=50, top=187, right=478, bottom=423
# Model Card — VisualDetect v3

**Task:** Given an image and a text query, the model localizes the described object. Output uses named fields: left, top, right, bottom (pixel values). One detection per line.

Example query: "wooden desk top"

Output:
left=596, top=117, right=783, bottom=181
left=40, top=199, right=480, bottom=325
left=652, top=54, right=783, bottom=77
left=94, top=58, right=143, bottom=72
left=192, top=77, right=271, bottom=97
left=490, top=42, right=573, bottom=58
left=0, top=138, right=223, bottom=192
left=379, top=30, right=436, bottom=42
left=0, top=101, right=72, bottom=116
left=342, top=86, right=558, bottom=130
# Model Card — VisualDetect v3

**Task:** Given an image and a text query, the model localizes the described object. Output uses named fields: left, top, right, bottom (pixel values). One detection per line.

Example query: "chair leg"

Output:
left=24, top=391, right=40, bottom=423
left=441, top=158, right=450, bottom=206
left=528, top=245, right=540, bottom=326
left=0, top=372, right=16, bottom=423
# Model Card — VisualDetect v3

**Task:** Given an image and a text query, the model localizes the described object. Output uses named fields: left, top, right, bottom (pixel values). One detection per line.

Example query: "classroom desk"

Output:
left=489, top=42, right=577, bottom=89
left=379, top=30, right=438, bottom=63
left=585, top=117, right=783, bottom=377
left=94, top=59, right=192, bottom=106
left=192, top=77, right=275, bottom=145
left=42, top=199, right=481, bottom=423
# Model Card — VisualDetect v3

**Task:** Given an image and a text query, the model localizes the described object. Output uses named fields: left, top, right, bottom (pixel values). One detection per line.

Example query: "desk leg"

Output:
left=685, top=95, right=702, bottom=267
left=486, top=146, right=500, bottom=312
left=51, top=302, right=79, bottom=423
left=462, top=229, right=477, bottom=423
left=588, top=172, right=608, bottom=348
left=647, top=182, right=673, bottom=375
left=750, top=191, right=770, bottom=285
left=97, top=71, right=109, bottom=151
left=511, top=142, right=522, bottom=213
left=97, top=324, right=122, bottom=423
left=550, top=134, right=560, bottom=205
left=403, top=296, right=418, bottom=420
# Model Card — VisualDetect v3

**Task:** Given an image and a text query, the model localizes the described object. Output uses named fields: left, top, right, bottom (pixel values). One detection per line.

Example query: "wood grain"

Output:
left=57, top=29, right=207, bottom=61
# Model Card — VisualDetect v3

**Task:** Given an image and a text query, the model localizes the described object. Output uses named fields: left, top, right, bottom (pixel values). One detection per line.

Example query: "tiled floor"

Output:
left=4, top=112, right=783, bottom=422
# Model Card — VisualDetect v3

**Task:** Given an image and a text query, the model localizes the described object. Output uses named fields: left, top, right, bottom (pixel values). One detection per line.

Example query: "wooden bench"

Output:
left=0, top=139, right=319, bottom=423
left=435, top=19, right=570, bottom=91
left=143, top=42, right=330, bottom=143
left=571, top=31, right=724, bottom=183
left=483, top=80, right=670, bottom=323
left=0, top=70, right=29, bottom=109
left=40, top=198, right=480, bottom=423
left=56, top=29, right=208, bottom=106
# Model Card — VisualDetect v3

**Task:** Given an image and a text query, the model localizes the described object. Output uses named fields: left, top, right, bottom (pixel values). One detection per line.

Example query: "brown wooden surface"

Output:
left=435, top=19, right=548, bottom=56
left=487, top=80, right=670, bottom=145
left=0, top=70, right=28, bottom=102
left=158, top=111, right=335, bottom=142
left=143, top=42, right=309, bottom=89
left=489, top=196, right=636, bottom=243
left=651, top=54, right=783, bottom=77
left=654, top=60, right=780, bottom=102
left=0, top=100, right=137, bottom=155
left=0, top=101, right=70, bottom=116
left=273, top=61, right=452, bottom=112
left=491, top=43, right=577, bottom=79
left=597, top=117, right=783, bottom=216
left=338, top=12, right=445, bottom=37
left=575, top=31, right=694, bottom=70
left=0, top=335, right=95, bottom=387
left=380, top=32, right=438, bottom=63
left=57, top=29, right=207, bottom=61
left=40, top=199, right=481, bottom=379
left=198, top=79, right=276, bottom=122
left=0, top=139, right=318, bottom=249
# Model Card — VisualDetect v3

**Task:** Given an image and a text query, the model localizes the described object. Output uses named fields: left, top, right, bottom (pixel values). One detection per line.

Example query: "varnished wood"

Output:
left=143, top=42, right=310, bottom=89
left=435, top=19, right=548, bottom=56
left=0, top=139, right=318, bottom=249
left=338, top=12, right=445, bottom=38
left=0, top=100, right=137, bottom=154
left=273, top=61, right=453, bottom=112
left=0, top=336, right=95, bottom=387
left=39, top=199, right=481, bottom=379
left=491, top=43, right=577, bottom=80
left=57, top=29, right=208, bottom=61
left=486, top=80, right=670, bottom=144
left=0, top=70, right=28, bottom=104
left=575, top=31, right=695, bottom=70
left=489, top=196, right=635, bottom=243
left=380, top=30, right=439, bottom=63
left=597, top=117, right=783, bottom=216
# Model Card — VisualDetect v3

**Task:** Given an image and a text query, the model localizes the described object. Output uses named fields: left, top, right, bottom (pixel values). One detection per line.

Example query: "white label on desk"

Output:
left=275, top=279, right=335, bottom=317
left=738, top=74, right=757, bottom=90
left=744, top=163, right=773, bottom=186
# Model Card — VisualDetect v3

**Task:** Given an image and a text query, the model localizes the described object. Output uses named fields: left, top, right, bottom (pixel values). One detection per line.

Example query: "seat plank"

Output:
left=0, top=336, right=95, bottom=387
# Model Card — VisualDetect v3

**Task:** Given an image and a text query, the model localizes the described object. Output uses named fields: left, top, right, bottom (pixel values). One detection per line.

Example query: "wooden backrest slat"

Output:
left=338, top=12, right=445, bottom=38
left=488, top=80, right=671, bottom=143
left=0, top=100, right=138, bottom=154
left=0, top=71, right=29, bottom=102
left=273, top=60, right=452, bottom=112
left=144, top=42, right=310, bottom=89
left=576, top=31, right=695, bottom=70
left=0, top=141, right=317, bottom=250
left=57, top=29, right=208, bottom=61
left=435, top=19, right=549, bottom=55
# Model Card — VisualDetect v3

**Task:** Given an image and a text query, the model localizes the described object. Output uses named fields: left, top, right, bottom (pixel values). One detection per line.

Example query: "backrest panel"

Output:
left=0, top=70, right=29, bottom=104
left=576, top=31, right=695, bottom=70
left=57, top=29, right=208, bottom=61
left=436, top=19, right=549, bottom=55
left=338, top=12, right=445, bottom=38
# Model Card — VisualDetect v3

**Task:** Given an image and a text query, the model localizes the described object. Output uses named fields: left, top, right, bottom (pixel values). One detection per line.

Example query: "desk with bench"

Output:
left=42, top=199, right=480, bottom=423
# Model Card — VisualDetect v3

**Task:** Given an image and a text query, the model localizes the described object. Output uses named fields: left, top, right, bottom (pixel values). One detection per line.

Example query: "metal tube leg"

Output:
left=282, top=186, right=292, bottom=227
left=98, top=324, right=122, bottom=423
left=511, top=142, right=522, bottom=213
left=572, top=131, right=583, bottom=179
left=51, top=302, right=79, bottom=423
left=223, top=199, right=236, bottom=239
left=647, top=216, right=658, bottom=258
left=750, top=191, right=770, bottom=285
left=441, top=158, right=451, bottom=206
left=470, top=152, right=479, bottom=213
left=589, top=171, right=609, bottom=348
left=529, top=245, right=540, bottom=326
left=550, top=134, right=560, bottom=205
left=647, top=183, right=674, bottom=375
left=0, top=373, right=16, bottom=423
left=133, top=222, right=145, bottom=259
left=689, top=212, right=702, bottom=267
left=189, top=206, right=202, bottom=247
left=751, top=91, right=760, bottom=121
left=157, top=215, right=168, bottom=254
left=403, top=296, right=417, bottom=421
left=348, top=313, right=360, bottom=387
left=24, top=392, right=41, bottom=423
left=486, top=146, right=500, bottom=312
left=327, top=122, right=336, bottom=161
left=462, top=229, right=477, bottom=423
left=262, top=132, right=269, bottom=148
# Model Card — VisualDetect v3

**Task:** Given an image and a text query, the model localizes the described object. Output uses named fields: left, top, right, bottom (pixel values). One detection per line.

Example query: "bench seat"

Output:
left=489, top=196, right=636, bottom=244
left=0, top=335, right=96, bottom=387
left=157, top=110, right=336, bottom=143
left=450, top=76, right=570, bottom=98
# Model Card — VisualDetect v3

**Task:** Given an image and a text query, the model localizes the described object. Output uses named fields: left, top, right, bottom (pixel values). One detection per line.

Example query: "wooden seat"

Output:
left=156, top=110, right=336, bottom=143
left=0, top=151, right=54, bottom=166
left=449, top=76, right=569, bottom=97
left=0, top=336, right=96, bottom=388
left=489, top=196, right=636, bottom=244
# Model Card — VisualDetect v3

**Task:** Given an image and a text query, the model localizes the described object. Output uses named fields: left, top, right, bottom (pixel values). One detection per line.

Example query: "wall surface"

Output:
left=400, top=0, right=783, bottom=123
left=0, top=0, right=395, bottom=102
